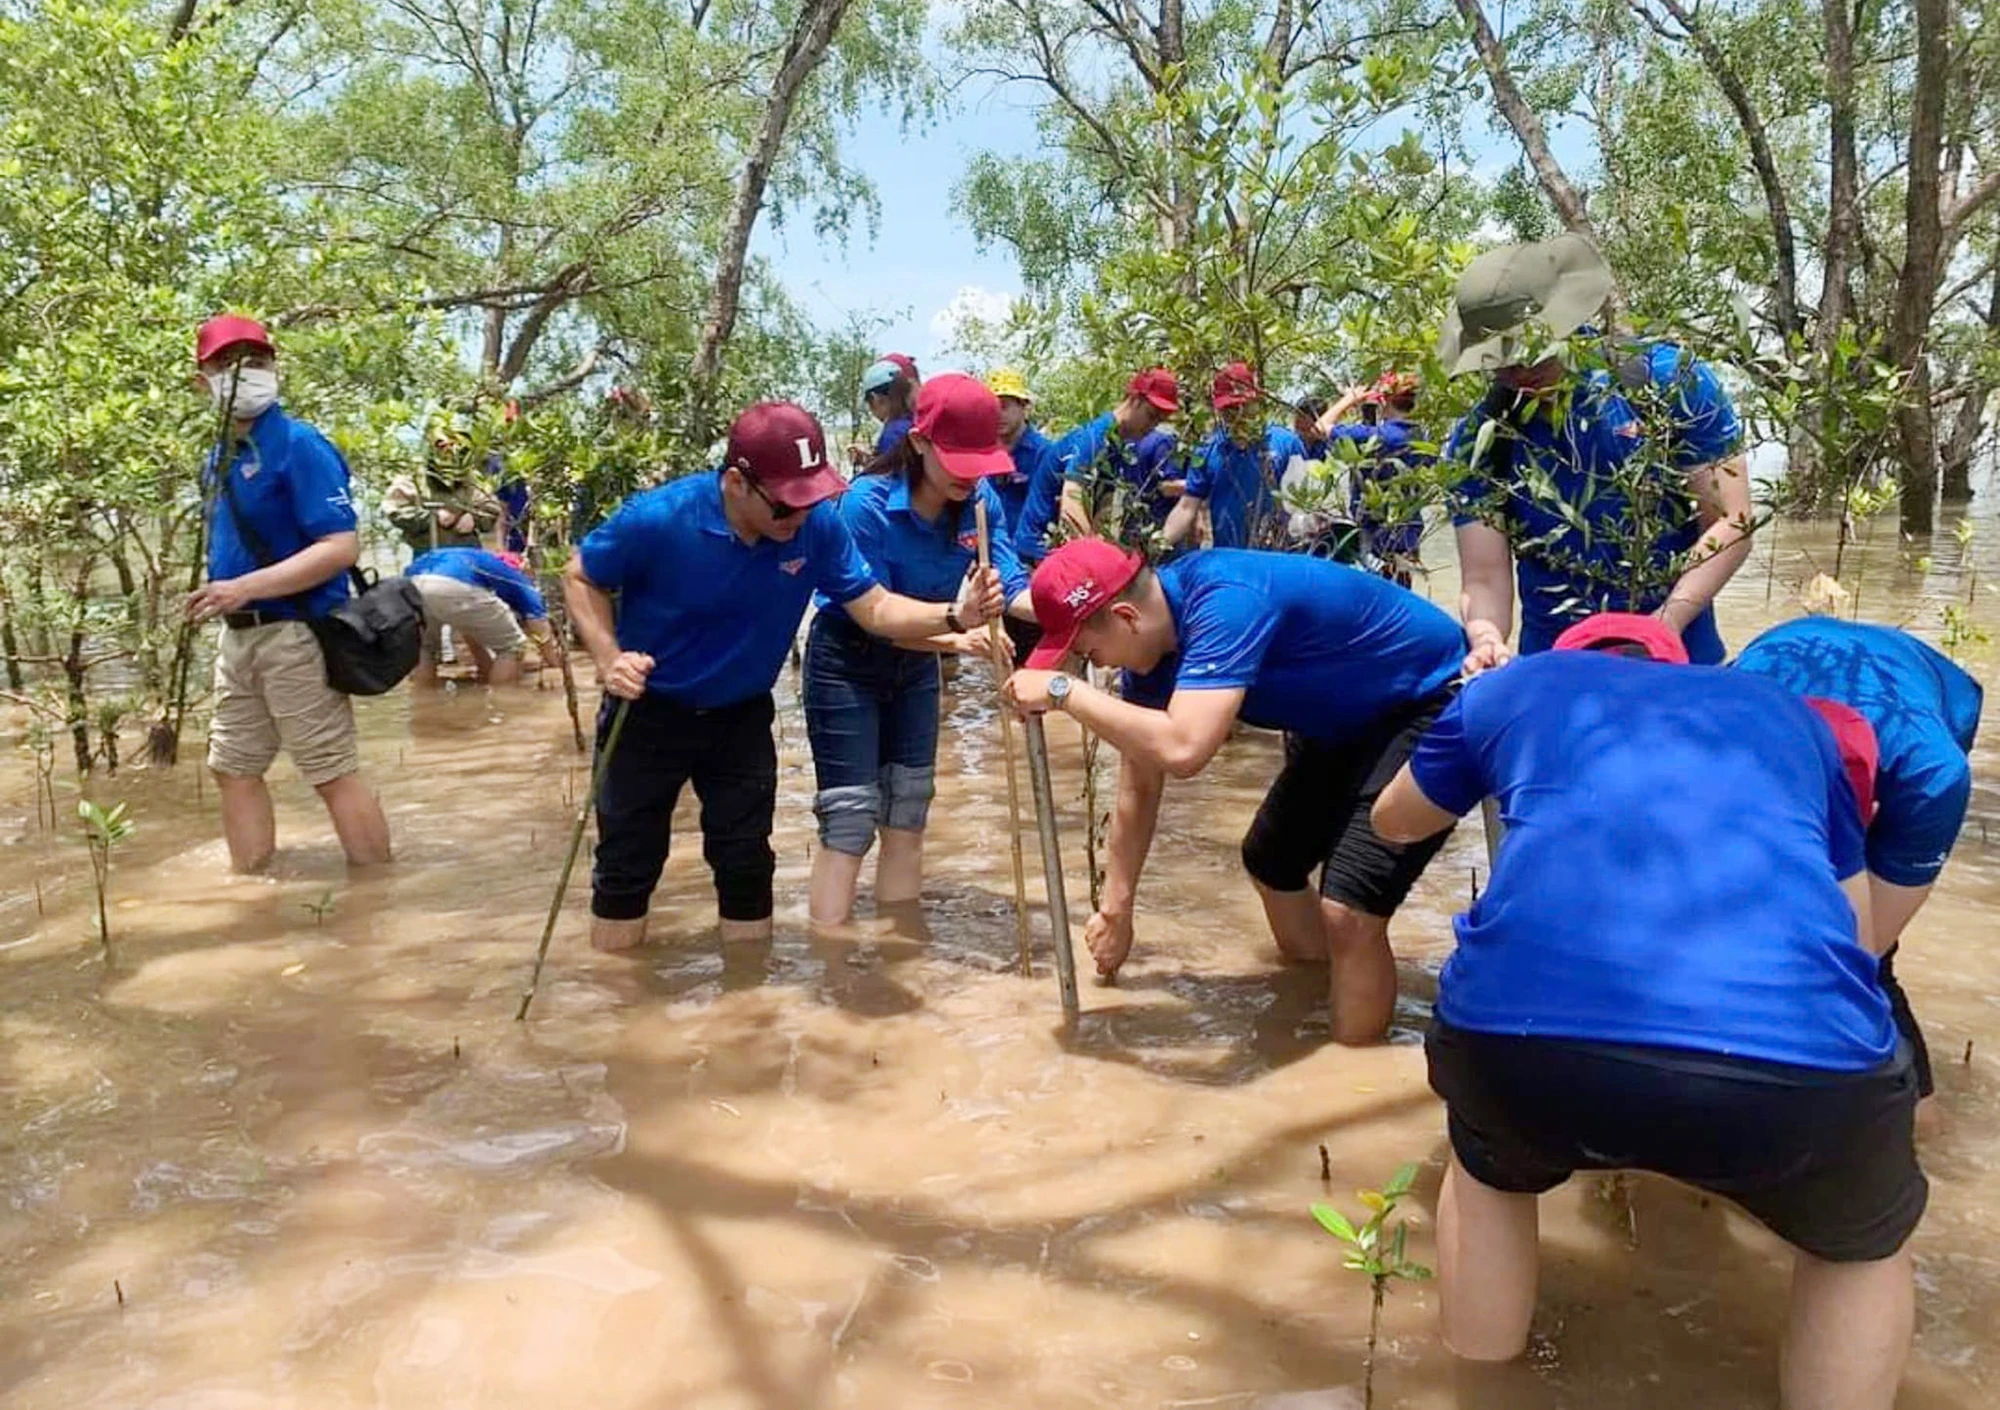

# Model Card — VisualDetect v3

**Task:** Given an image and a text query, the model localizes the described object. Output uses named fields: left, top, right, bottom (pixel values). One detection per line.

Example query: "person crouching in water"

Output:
left=1372, top=614, right=1922, bottom=1409
left=807, top=374, right=1037, bottom=928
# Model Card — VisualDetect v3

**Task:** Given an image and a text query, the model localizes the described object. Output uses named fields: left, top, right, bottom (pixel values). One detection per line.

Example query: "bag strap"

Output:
left=214, top=446, right=369, bottom=611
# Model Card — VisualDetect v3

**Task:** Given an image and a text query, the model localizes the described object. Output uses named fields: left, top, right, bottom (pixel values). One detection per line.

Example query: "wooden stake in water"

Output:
left=974, top=500, right=1034, bottom=979
left=1024, top=715, right=1080, bottom=1021
left=516, top=696, right=630, bottom=1020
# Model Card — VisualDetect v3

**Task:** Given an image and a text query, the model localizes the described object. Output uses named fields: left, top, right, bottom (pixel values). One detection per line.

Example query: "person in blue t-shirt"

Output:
left=564, top=401, right=1006, bottom=953
left=851, top=357, right=918, bottom=465
left=1736, top=615, right=1985, bottom=1101
left=1016, top=366, right=1181, bottom=562
left=1371, top=615, right=1922, bottom=1401
left=986, top=367, right=1060, bottom=664
left=1002, top=538, right=1467, bottom=1044
left=407, top=547, right=559, bottom=687
left=186, top=314, right=391, bottom=873
left=805, top=374, right=1038, bottom=929
left=1439, top=235, right=1754, bottom=670
left=1166, top=361, right=1308, bottom=551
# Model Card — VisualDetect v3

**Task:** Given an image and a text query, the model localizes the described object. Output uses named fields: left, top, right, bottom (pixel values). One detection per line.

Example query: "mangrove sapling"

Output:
left=1312, top=1161, right=1433, bottom=1410
left=150, top=368, right=239, bottom=767
left=77, top=799, right=135, bottom=959
left=302, top=889, right=337, bottom=926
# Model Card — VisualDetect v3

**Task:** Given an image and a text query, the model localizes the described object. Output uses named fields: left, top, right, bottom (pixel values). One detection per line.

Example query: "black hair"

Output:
left=1583, top=639, right=1657, bottom=659
left=866, top=374, right=917, bottom=422
left=863, top=433, right=969, bottom=537
left=1296, top=396, right=1328, bottom=421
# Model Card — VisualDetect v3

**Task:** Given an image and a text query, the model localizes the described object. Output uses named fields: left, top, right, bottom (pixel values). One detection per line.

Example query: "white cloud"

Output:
left=927, top=283, right=1018, bottom=359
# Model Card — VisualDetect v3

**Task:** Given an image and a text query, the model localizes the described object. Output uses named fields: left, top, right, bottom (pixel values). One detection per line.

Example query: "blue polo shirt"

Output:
left=578, top=473, right=878, bottom=707
left=1735, top=617, right=1983, bottom=886
left=1018, top=415, right=1180, bottom=559
left=1411, top=651, right=1891, bottom=1070
left=1185, top=425, right=1309, bottom=549
left=875, top=416, right=913, bottom=456
left=819, top=472, right=1031, bottom=618
left=1446, top=343, right=1743, bottom=662
left=997, top=425, right=1055, bottom=537
left=204, top=405, right=358, bottom=618
left=1122, top=550, right=1463, bottom=738
left=408, top=548, right=548, bottom=621
left=1329, top=419, right=1430, bottom=558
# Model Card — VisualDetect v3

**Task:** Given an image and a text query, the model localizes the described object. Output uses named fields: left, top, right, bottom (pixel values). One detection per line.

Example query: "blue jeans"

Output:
left=804, top=612, right=942, bottom=856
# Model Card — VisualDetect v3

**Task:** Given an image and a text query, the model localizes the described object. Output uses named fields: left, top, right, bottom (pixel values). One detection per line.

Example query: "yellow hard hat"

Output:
left=986, top=367, right=1032, bottom=403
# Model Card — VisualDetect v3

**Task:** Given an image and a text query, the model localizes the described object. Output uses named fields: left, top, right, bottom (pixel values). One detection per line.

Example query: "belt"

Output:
left=222, top=610, right=296, bottom=629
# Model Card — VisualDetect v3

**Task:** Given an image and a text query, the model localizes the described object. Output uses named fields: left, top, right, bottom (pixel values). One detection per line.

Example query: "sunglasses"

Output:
left=744, top=474, right=801, bottom=521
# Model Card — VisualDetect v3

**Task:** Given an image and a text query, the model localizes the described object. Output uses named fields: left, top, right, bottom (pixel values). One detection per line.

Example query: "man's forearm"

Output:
left=1659, top=516, right=1753, bottom=630
left=1058, top=481, right=1093, bottom=536
left=1063, top=679, right=1208, bottom=777
left=1163, top=496, right=1201, bottom=547
left=562, top=562, right=622, bottom=669
left=1459, top=578, right=1513, bottom=647
left=846, top=587, right=953, bottom=642
left=1101, top=756, right=1166, bottom=917
left=238, top=535, right=358, bottom=602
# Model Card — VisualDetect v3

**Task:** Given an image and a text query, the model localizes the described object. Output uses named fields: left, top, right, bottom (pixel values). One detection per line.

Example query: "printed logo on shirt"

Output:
left=780, top=557, right=808, bottom=576
left=326, top=488, right=352, bottom=511
left=957, top=530, right=980, bottom=551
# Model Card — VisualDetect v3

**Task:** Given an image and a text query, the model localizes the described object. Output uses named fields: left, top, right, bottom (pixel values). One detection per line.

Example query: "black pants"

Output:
left=591, top=691, right=778, bottom=923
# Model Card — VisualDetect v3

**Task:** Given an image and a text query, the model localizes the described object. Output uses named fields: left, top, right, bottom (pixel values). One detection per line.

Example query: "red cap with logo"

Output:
left=913, top=373, right=1013, bottom=480
left=1024, top=537, right=1146, bottom=669
left=1551, top=612, right=1690, bottom=665
left=196, top=314, right=275, bottom=364
left=1211, top=360, right=1263, bottom=410
left=725, top=401, right=847, bottom=509
left=1803, top=696, right=1880, bottom=826
left=1125, top=367, right=1180, bottom=414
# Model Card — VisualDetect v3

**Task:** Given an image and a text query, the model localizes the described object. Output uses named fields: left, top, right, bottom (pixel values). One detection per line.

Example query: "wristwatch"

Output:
left=1046, top=673, right=1074, bottom=710
left=945, top=605, right=965, bottom=633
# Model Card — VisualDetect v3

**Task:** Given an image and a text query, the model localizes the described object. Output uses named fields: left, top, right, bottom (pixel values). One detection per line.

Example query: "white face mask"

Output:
left=207, top=365, right=280, bottom=419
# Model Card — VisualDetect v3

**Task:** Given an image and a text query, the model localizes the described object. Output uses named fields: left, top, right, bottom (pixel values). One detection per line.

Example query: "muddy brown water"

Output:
left=5, top=517, right=2000, bottom=1409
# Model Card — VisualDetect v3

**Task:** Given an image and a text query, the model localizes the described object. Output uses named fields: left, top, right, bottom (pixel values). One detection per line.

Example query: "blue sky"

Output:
left=753, top=68, right=1040, bottom=368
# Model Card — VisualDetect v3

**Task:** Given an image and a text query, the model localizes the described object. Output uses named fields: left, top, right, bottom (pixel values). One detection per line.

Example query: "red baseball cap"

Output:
left=1551, top=612, right=1690, bottom=665
left=1126, top=367, right=1180, bottom=414
left=1211, top=360, right=1262, bottom=410
left=1025, top=538, right=1146, bottom=669
left=195, top=314, right=274, bottom=364
left=1804, top=696, right=1880, bottom=826
left=912, top=373, right=1012, bottom=480
left=725, top=401, right=847, bottom=509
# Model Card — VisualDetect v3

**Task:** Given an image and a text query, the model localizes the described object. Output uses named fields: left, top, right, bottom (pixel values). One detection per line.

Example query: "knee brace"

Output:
left=879, top=762, right=936, bottom=833
left=813, top=782, right=881, bottom=857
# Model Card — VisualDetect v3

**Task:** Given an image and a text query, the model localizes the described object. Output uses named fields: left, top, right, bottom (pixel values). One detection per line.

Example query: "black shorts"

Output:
left=1426, top=1019, right=1927, bottom=1263
left=1238, top=688, right=1455, bottom=917
left=1879, top=943, right=1934, bottom=1098
left=1003, top=614, right=1044, bottom=669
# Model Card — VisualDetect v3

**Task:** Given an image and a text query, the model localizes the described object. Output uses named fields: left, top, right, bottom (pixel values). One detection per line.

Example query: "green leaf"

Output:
left=1311, top=1203, right=1358, bottom=1243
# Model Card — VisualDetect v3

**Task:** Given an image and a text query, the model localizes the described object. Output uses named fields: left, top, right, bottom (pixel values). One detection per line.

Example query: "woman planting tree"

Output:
left=807, top=373, right=1036, bottom=928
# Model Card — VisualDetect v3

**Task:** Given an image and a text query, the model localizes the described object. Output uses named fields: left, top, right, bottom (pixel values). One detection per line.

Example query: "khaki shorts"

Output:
left=412, top=574, right=528, bottom=658
left=207, top=621, right=359, bottom=786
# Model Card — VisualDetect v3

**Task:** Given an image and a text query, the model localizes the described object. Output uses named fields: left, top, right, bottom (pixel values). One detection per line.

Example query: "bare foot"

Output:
left=591, top=916, right=649, bottom=952
left=807, top=914, right=897, bottom=942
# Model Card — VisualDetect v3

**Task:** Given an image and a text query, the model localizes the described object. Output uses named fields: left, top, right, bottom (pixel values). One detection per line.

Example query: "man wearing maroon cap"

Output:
left=1003, top=535, right=1467, bottom=1043
left=564, top=400, right=1007, bottom=952
left=188, top=314, right=392, bottom=872
left=1016, top=367, right=1180, bottom=562
left=1165, top=361, right=1307, bottom=550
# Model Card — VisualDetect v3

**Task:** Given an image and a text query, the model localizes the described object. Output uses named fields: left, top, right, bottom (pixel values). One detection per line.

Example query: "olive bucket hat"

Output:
left=1437, top=233, right=1615, bottom=376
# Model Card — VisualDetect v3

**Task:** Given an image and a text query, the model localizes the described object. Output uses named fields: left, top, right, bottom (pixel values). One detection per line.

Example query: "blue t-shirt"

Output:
left=875, top=416, right=913, bottom=456
left=1019, top=415, right=1180, bottom=559
left=1735, top=617, right=1983, bottom=886
left=997, top=426, right=1056, bottom=538
left=1122, top=550, right=1464, bottom=738
left=408, top=547, right=548, bottom=621
left=1328, top=419, right=1430, bottom=558
left=1446, top=343, right=1743, bottom=662
left=1411, top=651, right=1891, bottom=1070
left=819, top=472, right=1031, bottom=619
left=204, top=405, right=359, bottom=618
left=1185, top=425, right=1309, bottom=550
left=578, top=473, right=878, bottom=707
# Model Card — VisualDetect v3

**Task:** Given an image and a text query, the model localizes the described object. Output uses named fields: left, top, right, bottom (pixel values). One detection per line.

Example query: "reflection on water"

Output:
left=3, top=513, right=1999, bottom=1408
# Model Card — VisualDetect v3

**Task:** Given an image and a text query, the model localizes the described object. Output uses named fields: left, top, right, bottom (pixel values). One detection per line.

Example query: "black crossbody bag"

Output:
left=216, top=467, right=426, bottom=696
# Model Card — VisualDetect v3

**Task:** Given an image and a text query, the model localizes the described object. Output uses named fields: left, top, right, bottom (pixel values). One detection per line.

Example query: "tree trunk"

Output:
left=687, top=0, right=856, bottom=447
left=1893, top=0, right=1949, bottom=536
left=1453, top=0, right=1603, bottom=245
left=0, top=574, right=22, bottom=690
left=1943, top=251, right=2000, bottom=501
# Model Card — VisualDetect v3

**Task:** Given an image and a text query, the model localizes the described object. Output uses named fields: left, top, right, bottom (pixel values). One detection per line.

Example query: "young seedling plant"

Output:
left=77, top=799, right=135, bottom=960
left=1312, top=1161, right=1433, bottom=1410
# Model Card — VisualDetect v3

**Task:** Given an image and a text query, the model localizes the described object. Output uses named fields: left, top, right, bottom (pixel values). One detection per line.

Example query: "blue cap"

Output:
left=860, top=358, right=901, bottom=395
